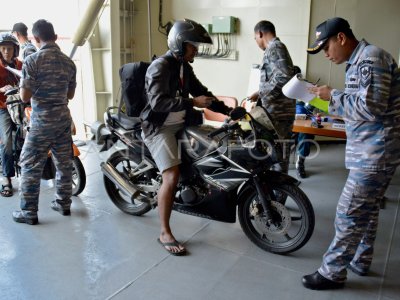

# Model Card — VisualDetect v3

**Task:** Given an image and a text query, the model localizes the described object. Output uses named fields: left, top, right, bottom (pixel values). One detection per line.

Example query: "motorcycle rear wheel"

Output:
left=103, top=150, right=152, bottom=216
left=72, top=157, right=86, bottom=196
left=238, top=182, right=314, bottom=254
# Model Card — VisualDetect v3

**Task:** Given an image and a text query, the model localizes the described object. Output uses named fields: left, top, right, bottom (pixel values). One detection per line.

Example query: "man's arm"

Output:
left=67, top=88, right=75, bottom=100
left=20, top=87, right=32, bottom=103
left=67, top=62, right=77, bottom=100
left=19, top=56, right=35, bottom=102
left=186, top=65, right=231, bottom=115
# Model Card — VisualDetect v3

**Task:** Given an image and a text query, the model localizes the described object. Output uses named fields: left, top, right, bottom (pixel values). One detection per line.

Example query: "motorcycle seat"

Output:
left=111, top=113, right=141, bottom=131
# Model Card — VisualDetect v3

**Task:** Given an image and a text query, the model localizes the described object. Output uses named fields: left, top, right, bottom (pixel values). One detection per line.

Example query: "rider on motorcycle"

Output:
left=0, top=32, right=22, bottom=197
left=140, top=19, right=232, bottom=255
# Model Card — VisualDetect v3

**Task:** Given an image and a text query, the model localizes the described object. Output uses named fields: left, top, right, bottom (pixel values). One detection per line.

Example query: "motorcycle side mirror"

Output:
left=230, top=107, right=247, bottom=121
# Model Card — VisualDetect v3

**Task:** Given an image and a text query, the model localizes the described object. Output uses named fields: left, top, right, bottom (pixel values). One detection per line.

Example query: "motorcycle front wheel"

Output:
left=238, top=182, right=315, bottom=254
left=103, top=150, right=153, bottom=216
left=72, top=157, right=86, bottom=196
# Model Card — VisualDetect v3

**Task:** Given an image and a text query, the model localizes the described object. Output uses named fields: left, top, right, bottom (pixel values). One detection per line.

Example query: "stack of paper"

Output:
left=282, top=74, right=315, bottom=103
left=283, top=74, right=329, bottom=113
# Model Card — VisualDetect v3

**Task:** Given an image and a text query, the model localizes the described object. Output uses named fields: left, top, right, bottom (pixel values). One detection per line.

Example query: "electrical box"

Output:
left=212, top=16, right=237, bottom=34
left=201, top=23, right=212, bottom=34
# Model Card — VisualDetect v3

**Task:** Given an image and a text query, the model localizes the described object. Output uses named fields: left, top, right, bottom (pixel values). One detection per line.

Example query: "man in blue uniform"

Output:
left=12, top=22, right=37, bottom=61
left=248, top=20, right=295, bottom=175
left=302, top=17, right=400, bottom=290
left=12, top=19, right=76, bottom=225
left=294, top=100, right=315, bottom=178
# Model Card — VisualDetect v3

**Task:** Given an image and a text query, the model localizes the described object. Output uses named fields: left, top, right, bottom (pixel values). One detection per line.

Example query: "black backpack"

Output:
left=119, top=61, right=151, bottom=117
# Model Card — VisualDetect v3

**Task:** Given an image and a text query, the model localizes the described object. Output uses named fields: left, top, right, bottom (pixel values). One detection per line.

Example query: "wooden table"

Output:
left=292, top=119, right=346, bottom=139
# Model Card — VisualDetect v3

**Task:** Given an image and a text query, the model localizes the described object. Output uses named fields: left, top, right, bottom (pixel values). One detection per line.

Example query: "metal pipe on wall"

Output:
left=70, top=0, right=108, bottom=58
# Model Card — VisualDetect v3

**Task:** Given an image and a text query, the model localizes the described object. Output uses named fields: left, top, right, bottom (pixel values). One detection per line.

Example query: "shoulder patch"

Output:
left=359, top=61, right=372, bottom=88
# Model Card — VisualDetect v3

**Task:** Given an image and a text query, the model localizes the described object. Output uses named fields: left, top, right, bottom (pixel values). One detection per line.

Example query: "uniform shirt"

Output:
left=329, top=39, right=400, bottom=170
left=258, top=37, right=295, bottom=121
left=20, top=42, right=76, bottom=125
left=0, top=59, right=22, bottom=109
left=19, top=40, right=37, bottom=61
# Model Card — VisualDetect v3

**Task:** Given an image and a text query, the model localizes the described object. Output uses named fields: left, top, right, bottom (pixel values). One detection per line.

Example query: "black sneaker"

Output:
left=12, top=210, right=38, bottom=225
left=51, top=200, right=71, bottom=216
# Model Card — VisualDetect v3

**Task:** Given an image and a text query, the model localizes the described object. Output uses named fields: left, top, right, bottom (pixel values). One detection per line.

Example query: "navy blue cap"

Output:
left=307, top=17, right=351, bottom=54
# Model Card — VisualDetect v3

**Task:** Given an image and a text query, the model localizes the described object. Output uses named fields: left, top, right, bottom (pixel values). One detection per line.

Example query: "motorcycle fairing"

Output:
left=181, top=125, right=221, bottom=159
left=173, top=187, right=237, bottom=223
left=193, top=153, right=251, bottom=191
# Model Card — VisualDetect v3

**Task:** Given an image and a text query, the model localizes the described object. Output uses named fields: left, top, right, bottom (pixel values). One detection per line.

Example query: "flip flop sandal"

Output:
left=157, top=238, right=187, bottom=256
left=1, top=184, right=13, bottom=197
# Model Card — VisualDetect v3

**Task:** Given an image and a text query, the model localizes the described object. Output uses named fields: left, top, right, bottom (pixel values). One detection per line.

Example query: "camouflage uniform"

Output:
left=20, top=40, right=37, bottom=61
left=258, top=37, right=295, bottom=174
left=319, top=39, right=400, bottom=282
left=18, top=42, right=76, bottom=213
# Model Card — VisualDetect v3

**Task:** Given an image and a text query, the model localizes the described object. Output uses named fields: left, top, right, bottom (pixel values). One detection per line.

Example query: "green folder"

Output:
left=309, top=97, right=329, bottom=113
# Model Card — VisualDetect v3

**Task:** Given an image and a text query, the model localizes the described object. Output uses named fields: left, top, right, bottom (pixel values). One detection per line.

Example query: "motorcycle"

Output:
left=5, top=87, right=86, bottom=196
left=97, top=105, right=315, bottom=254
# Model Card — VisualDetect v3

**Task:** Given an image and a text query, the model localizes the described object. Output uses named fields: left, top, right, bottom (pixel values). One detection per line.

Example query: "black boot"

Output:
left=12, top=210, right=38, bottom=225
left=302, top=271, right=345, bottom=290
left=51, top=200, right=71, bottom=216
left=296, top=157, right=306, bottom=178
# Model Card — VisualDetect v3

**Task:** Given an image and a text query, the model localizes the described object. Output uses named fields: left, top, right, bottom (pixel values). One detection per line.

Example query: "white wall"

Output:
left=135, top=0, right=400, bottom=103
left=307, top=0, right=400, bottom=89
left=0, top=0, right=87, bottom=139
left=134, top=0, right=311, bottom=102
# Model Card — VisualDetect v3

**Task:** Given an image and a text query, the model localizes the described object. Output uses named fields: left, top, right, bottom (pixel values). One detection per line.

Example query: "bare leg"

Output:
left=158, top=165, right=185, bottom=253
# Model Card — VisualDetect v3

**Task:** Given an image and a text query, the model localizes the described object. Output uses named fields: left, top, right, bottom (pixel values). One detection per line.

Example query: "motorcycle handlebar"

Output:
left=207, top=122, right=240, bottom=138
left=208, top=125, right=228, bottom=138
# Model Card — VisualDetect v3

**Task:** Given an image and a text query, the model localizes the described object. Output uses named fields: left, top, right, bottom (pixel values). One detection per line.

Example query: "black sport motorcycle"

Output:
left=97, top=105, right=315, bottom=254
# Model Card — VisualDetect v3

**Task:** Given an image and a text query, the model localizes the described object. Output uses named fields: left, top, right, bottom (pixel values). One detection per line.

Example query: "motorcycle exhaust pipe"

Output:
left=101, top=162, right=139, bottom=200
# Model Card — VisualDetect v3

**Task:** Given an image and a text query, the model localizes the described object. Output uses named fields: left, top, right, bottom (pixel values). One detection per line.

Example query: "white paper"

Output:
left=5, top=66, right=22, bottom=78
left=282, top=73, right=315, bottom=103
left=247, top=66, right=260, bottom=97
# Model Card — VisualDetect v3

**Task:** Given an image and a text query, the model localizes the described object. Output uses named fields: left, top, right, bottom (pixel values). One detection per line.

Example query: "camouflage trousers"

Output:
left=19, top=121, right=72, bottom=212
left=271, top=120, right=293, bottom=174
left=318, top=166, right=396, bottom=282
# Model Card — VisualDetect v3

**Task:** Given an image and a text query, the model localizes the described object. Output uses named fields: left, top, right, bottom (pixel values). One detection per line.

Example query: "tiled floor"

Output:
left=0, top=141, right=399, bottom=300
